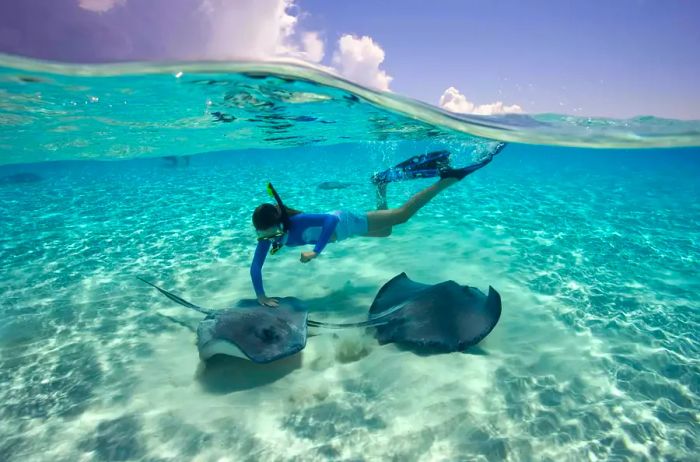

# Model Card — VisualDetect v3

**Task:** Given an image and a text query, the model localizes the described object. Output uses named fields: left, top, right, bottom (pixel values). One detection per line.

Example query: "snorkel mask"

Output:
left=256, top=226, right=284, bottom=241
left=257, top=225, right=285, bottom=255
left=260, top=182, right=290, bottom=255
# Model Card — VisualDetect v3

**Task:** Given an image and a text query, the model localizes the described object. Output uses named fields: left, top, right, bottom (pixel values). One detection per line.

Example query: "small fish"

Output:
left=0, top=172, right=43, bottom=184
left=317, top=181, right=356, bottom=190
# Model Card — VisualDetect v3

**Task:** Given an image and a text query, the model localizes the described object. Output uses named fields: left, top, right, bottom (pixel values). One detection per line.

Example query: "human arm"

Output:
left=250, top=240, right=278, bottom=306
left=298, top=213, right=340, bottom=254
left=296, top=213, right=340, bottom=263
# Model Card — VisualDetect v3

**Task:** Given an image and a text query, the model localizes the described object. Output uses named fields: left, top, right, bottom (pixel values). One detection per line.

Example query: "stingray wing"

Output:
left=369, top=272, right=431, bottom=317
left=456, top=286, right=502, bottom=348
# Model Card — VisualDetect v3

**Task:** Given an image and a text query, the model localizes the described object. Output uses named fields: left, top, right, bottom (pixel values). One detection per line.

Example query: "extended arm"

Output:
left=250, top=239, right=271, bottom=297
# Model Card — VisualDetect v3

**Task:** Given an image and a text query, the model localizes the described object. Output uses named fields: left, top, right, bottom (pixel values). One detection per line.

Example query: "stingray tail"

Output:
left=137, top=277, right=213, bottom=315
left=307, top=301, right=407, bottom=330
left=307, top=318, right=388, bottom=330
left=154, top=312, right=197, bottom=332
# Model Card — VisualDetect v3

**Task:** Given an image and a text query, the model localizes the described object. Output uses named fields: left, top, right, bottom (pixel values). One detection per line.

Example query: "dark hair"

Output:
left=252, top=203, right=302, bottom=230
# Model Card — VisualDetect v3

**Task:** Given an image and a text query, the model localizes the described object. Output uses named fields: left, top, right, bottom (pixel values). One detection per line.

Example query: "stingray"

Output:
left=139, top=278, right=311, bottom=363
left=0, top=172, right=43, bottom=185
left=317, top=181, right=356, bottom=190
left=313, top=273, right=502, bottom=351
left=139, top=278, right=380, bottom=363
left=139, top=273, right=501, bottom=363
left=370, top=273, right=502, bottom=350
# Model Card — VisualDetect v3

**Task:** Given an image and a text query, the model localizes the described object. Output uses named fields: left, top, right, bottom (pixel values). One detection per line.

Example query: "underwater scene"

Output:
left=1, top=56, right=699, bottom=461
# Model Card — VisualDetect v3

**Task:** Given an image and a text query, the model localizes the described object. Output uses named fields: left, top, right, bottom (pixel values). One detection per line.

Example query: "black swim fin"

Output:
left=371, top=150, right=451, bottom=185
left=439, top=142, right=506, bottom=181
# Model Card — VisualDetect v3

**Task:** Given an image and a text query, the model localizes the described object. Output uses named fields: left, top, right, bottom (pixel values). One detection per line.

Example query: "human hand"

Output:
left=257, top=295, right=279, bottom=307
left=300, top=251, right=317, bottom=263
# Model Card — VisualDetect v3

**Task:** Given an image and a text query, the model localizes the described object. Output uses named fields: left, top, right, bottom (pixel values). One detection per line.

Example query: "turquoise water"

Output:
left=1, top=57, right=699, bottom=461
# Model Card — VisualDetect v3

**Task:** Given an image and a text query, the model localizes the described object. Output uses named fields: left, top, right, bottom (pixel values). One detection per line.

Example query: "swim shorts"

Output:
left=330, top=210, right=368, bottom=241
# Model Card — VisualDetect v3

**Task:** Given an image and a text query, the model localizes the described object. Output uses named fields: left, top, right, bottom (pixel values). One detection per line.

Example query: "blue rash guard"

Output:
left=250, top=213, right=340, bottom=297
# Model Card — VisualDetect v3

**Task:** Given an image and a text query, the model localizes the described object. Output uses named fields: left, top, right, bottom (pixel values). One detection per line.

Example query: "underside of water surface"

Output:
left=2, top=54, right=700, bottom=167
left=0, top=55, right=699, bottom=461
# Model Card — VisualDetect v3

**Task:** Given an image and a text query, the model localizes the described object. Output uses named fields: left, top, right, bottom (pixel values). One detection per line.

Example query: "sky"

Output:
left=0, top=0, right=698, bottom=119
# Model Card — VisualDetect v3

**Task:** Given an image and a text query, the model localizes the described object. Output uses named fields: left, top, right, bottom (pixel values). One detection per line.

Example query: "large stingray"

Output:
left=370, top=273, right=502, bottom=350
left=139, top=273, right=501, bottom=363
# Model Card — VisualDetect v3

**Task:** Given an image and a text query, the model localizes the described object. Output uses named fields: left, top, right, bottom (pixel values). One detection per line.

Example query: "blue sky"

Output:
left=297, top=0, right=700, bottom=119
left=0, top=0, right=698, bottom=119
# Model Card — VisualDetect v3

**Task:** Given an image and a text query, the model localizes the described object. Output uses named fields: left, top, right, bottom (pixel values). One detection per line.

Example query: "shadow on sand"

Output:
left=195, top=353, right=303, bottom=394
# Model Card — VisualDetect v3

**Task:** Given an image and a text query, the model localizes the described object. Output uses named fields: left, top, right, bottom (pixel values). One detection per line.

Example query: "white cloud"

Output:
left=439, top=86, right=523, bottom=115
left=332, top=35, right=393, bottom=91
left=77, top=0, right=325, bottom=62
left=300, top=32, right=324, bottom=63
left=75, top=1, right=397, bottom=91
left=201, top=0, right=303, bottom=60
left=78, top=0, right=124, bottom=12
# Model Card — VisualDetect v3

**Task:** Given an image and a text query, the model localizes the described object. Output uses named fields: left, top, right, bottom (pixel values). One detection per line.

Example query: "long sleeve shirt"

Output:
left=250, top=212, right=340, bottom=297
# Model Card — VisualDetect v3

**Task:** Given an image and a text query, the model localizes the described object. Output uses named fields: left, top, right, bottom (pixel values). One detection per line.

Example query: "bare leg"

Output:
left=365, top=177, right=458, bottom=236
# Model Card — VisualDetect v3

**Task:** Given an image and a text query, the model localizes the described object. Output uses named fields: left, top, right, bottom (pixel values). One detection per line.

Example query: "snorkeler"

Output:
left=251, top=143, right=506, bottom=306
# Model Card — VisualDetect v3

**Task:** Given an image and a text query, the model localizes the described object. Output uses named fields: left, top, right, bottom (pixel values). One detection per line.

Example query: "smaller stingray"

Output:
left=0, top=172, right=43, bottom=185
left=161, top=155, right=190, bottom=167
left=317, top=181, right=356, bottom=190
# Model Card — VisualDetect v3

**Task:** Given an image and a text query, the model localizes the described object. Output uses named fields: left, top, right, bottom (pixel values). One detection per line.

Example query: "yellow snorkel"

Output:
left=266, top=182, right=289, bottom=255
